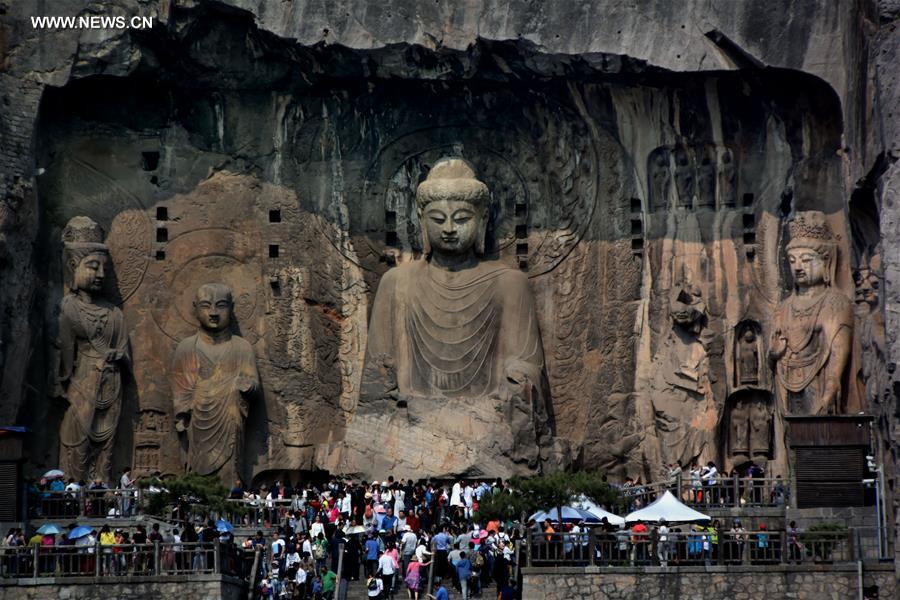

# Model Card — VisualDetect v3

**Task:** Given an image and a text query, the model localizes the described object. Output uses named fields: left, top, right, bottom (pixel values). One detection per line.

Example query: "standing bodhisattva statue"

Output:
left=769, top=211, right=854, bottom=415
left=347, top=157, right=560, bottom=478
left=172, top=283, right=259, bottom=483
left=55, top=216, right=130, bottom=484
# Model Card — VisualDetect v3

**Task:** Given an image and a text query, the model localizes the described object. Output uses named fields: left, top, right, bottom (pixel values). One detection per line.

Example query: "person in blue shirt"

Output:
left=432, top=526, right=451, bottom=579
left=455, top=551, right=472, bottom=600
left=380, top=507, right=398, bottom=535
left=433, top=582, right=449, bottom=600
left=364, top=534, right=380, bottom=577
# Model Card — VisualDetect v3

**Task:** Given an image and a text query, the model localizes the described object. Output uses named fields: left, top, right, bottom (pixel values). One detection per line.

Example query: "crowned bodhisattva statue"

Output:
left=769, top=211, right=854, bottom=415
left=347, top=157, right=561, bottom=478
left=172, top=283, right=259, bottom=483
left=55, top=216, right=130, bottom=484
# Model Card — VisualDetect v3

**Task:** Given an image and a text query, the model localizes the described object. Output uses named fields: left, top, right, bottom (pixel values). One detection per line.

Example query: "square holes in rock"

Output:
left=631, top=238, right=644, bottom=251
left=155, top=250, right=166, bottom=261
left=269, top=209, right=282, bottom=223
left=743, top=232, right=756, bottom=245
left=515, top=203, right=527, bottom=219
left=515, top=224, right=527, bottom=239
left=156, top=206, right=168, bottom=221
left=385, top=231, right=398, bottom=247
left=141, top=151, right=160, bottom=171
left=269, top=244, right=280, bottom=258
left=516, top=242, right=528, bottom=256
left=270, top=279, right=282, bottom=297
left=630, top=198, right=642, bottom=213
left=385, top=210, right=397, bottom=229
left=742, top=213, right=755, bottom=229
left=631, top=219, right=643, bottom=235
left=743, top=193, right=755, bottom=207
left=156, top=227, right=168, bottom=243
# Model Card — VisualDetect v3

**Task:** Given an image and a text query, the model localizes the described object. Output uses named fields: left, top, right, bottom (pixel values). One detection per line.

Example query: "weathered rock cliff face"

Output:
left=0, top=1, right=895, bottom=550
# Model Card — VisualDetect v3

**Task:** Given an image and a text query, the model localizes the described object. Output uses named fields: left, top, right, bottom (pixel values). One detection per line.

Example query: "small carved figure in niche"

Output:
left=172, top=283, right=259, bottom=484
left=769, top=211, right=854, bottom=415
left=353, top=157, right=560, bottom=478
left=728, top=391, right=772, bottom=459
left=54, top=216, right=130, bottom=484
left=648, top=147, right=672, bottom=211
left=696, top=145, right=717, bottom=209
left=718, top=148, right=737, bottom=208
left=673, top=146, right=695, bottom=208
left=738, top=328, right=760, bottom=385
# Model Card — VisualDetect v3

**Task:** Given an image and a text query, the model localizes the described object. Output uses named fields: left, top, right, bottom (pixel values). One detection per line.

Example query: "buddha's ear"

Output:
left=475, top=205, right=488, bottom=256
left=417, top=206, right=431, bottom=255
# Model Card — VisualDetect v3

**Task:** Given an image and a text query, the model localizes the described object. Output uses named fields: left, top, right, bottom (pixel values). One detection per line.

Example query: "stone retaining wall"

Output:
left=522, top=564, right=896, bottom=600
left=0, top=574, right=246, bottom=600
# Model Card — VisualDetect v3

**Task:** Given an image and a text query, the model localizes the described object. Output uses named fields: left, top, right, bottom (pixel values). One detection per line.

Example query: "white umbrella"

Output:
left=574, top=499, right=625, bottom=526
left=624, top=490, right=711, bottom=524
left=529, top=507, right=601, bottom=524
left=43, top=469, right=65, bottom=480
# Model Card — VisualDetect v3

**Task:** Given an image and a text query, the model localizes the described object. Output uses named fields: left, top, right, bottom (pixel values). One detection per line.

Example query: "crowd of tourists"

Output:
left=232, top=477, right=521, bottom=599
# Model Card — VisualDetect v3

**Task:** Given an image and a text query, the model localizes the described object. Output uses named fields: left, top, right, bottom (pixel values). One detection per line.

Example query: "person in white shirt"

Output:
left=701, top=462, right=719, bottom=504
left=366, top=575, right=384, bottom=598
left=310, top=515, right=325, bottom=540
left=462, top=484, right=474, bottom=518
left=657, top=519, right=670, bottom=566
left=119, top=468, right=133, bottom=516
left=450, top=481, right=463, bottom=506
left=377, top=549, right=396, bottom=596
left=415, top=540, right=432, bottom=564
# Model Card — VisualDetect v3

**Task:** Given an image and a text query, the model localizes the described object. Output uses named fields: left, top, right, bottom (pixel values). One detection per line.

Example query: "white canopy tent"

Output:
left=624, top=490, right=711, bottom=524
left=572, top=495, right=626, bottom=526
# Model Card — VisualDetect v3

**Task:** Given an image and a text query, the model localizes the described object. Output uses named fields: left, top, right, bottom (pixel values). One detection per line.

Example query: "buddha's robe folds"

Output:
left=57, top=295, right=129, bottom=482
left=172, top=334, right=258, bottom=479
left=346, top=259, right=556, bottom=479
left=772, top=289, right=854, bottom=415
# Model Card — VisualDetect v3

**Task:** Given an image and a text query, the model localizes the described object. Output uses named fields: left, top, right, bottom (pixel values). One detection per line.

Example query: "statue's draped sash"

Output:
left=57, top=294, right=127, bottom=451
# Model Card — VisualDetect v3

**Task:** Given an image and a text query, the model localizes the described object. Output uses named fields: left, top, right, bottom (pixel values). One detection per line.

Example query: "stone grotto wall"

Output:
left=0, top=1, right=897, bottom=560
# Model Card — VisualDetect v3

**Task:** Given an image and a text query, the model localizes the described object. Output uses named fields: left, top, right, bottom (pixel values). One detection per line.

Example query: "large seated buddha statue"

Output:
left=343, top=158, right=562, bottom=478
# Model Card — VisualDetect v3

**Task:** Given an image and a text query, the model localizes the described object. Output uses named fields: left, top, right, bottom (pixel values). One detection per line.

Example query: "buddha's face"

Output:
left=73, top=252, right=108, bottom=294
left=420, top=199, right=484, bottom=255
left=194, top=286, right=233, bottom=332
left=787, top=247, right=826, bottom=288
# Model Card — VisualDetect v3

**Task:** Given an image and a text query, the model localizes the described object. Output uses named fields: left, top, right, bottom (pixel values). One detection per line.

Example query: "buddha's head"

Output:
left=415, top=157, right=489, bottom=257
left=785, top=211, right=837, bottom=290
left=193, top=283, right=234, bottom=333
left=62, top=216, right=110, bottom=296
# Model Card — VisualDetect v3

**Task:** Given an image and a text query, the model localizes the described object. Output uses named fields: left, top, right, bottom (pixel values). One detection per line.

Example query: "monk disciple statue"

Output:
left=55, top=216, right=130, bottom=484
left=345, top=158, right=560, bottom=478
left=172, top=283, right=259, bottom=483
left=769, top=211, right=854, bottom=415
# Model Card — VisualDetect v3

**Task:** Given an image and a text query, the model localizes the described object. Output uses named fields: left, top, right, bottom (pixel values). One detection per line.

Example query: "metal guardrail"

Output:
left=527, top=528, right=888, bottom=568
left=0, top=541, right=256, bottom=579
left=618, top=477, right=790, bottom=511
left=31, top=489, right=143, bottom=519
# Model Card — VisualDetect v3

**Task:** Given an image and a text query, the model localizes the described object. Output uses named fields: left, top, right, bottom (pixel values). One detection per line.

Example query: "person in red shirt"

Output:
left=630, top=521, right=649, bottom=564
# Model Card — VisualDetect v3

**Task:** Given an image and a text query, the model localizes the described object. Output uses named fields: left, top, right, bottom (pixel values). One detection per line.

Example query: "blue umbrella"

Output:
left=215, top=519, right=234, bottom=533
left=68, top=526, right=93, bottom=540
left=36, top=524, right=62, bottom=535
